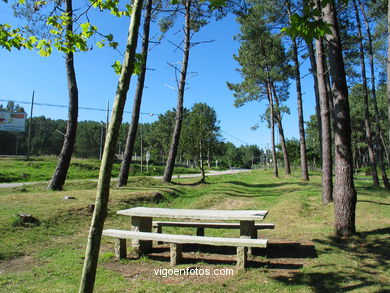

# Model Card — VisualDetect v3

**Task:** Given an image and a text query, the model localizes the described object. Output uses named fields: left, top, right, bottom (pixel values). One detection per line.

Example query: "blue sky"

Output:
left=0, top=2, right=317, bottom=149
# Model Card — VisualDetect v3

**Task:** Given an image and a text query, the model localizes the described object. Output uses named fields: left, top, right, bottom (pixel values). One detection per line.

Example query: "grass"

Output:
left=0, top=156, right=199, bottom=183
left=0, top=169, right=389, bottom=292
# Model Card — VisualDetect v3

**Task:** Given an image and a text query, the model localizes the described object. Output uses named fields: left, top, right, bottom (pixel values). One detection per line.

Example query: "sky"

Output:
left=0, top=1, right=317, bottom=149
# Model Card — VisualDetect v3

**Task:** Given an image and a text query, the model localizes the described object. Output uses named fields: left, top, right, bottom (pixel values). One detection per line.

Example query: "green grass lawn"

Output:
left=0, top=156, right=199, bottom=183
left=0, top=170, right=389, bottom=292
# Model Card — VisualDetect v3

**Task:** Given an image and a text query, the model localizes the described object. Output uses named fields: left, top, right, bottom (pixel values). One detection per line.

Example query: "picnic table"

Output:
left=117, top=207, right=268, bottom=252
left=103, top=207, right=271, bottom=268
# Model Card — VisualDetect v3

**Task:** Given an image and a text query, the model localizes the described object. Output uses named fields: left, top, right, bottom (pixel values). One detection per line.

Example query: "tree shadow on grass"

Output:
left=358, top=200, right=390, bottom=206
left=212, top=186, right=301, bottom=198
left=272, top=229, right=390, bottom=292
left=170, top=179, right=206, bottom=186
left=131, top=241, right=316, bottom=270
left=225, top=181, right=314, bottom=189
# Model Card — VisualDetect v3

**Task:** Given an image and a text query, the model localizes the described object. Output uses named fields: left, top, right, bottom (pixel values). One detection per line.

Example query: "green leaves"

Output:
left=281, top=0, right=335, bottom=42
left=111, top=53, right=145, bottom=76
left=0, top=24, right=27, bottom=51
left=111, top=60, right=122, bottom=75
left=281, top=13, right=332, bottom=42
left=36, top=39, right=52, bottom=56
left=91, top=0, right=131, bottom=17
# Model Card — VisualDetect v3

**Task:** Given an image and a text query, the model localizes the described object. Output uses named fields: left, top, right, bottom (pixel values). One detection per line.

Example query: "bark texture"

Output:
left=323, top=0, right=357, bottom=237
left=359, top=0, right=390, bottom=190
left=388, top=0, right=390, bottom=152
left=286, top=1, right=309, bottom=181
left=267, top=83, right=278, bottom=178
left=163, top=0, right=191, bottom=182
left=79, top=0, right=143, bottom=291
left=118, top=0, right=153, bottom=187
left=47, top=0, right=78, bottom=191
left=292, top=36, right=309, bottom=181
left=271, top=83, right=291, bottom=175
left=315, top=34, right=333, bottom=203
left=307, top=41, right=322, bottom=160
left=353, top=0, right=379, bottom=187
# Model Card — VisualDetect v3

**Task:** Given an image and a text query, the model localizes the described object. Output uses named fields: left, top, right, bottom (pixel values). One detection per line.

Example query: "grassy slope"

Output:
left=0, top=157, right=198, bottom=183
left=0, top=170, right=389, bottom=292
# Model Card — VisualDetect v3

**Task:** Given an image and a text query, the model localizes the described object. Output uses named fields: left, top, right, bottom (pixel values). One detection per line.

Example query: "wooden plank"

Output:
left=153, top=221, right=275, bottom=229
left=103, top=229, right=268, bottom=248
left=117, top=207, right=268, bottom=221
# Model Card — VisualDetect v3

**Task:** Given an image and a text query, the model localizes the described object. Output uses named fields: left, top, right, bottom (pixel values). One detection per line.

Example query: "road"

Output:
left=0, top=169, right=252, bottom=189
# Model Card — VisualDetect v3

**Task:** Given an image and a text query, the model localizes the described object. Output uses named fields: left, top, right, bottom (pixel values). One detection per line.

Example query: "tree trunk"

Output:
left=47, top=0, right=78, bottom=191
left=163, top=0, right=191, bottom=182
left=307, top=40, right=322, bottom=160
left=323, top=0, right=357, bottom=237
left=388, top=0, right=390, bottom=153
left=267, top=82, right=278, bottom=177
left=199, top=140, right=206, bottom=182
left=359, top=0, right=390, bottom=190
left=286, top=1, right=309, bottom=181
left=292, top=36, right=309, bottom=181
left=315, top=31, right=333, bottom=203
left=271, top=82, right=291, bottom=175
left=353, top=0, right=379, bottom=187
left=117, top=0, right=153, bottom=187
left=79, top=0, right=143, bottom=291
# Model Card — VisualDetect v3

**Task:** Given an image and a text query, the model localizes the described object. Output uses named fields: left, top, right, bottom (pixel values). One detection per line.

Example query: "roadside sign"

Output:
left=0, top=111, right=27, bottom=132
left=146, top=151, right=150, bottom=162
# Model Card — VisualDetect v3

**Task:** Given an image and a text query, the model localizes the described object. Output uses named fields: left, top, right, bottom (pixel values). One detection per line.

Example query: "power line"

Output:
left=1, top=98, right=266, bottom=148
left=221, top=130, right=250, bottom=145
left=0, top=98, right=160, bottom=116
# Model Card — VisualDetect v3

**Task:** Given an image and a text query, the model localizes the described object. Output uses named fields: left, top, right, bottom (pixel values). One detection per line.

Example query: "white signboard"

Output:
left=0, top=111, right=27, bottom=132
left=146, top=151, right=150, bottom=162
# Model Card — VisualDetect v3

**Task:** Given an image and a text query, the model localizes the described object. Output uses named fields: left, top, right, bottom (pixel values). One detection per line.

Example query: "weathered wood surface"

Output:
left=117, top=207, right=268, bottom=221
left=153, top=221, right=275, bottom=229
left=103, top=229, right=268, bottom=247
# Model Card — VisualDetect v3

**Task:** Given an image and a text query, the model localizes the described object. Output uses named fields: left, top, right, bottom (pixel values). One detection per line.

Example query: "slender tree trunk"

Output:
left=199, top=140, right=205, bottom=182
left=267, top=82, right=278, bottom=177
left=315, top=31, right=333, bottom=203
left=286, top=1, right=309, bottom=181
left=307, top=41, right=322, bottom=160
left=47, top=0, right=78, bottom=191
left=271, top=82, right=291, bottom=175
left=325, top=66, right=335, bottom=124
left=118, top=0, right=153, bottom=187
left=359, top=0, right=390, bottom=190
left=380, top=131, right=390, bottom=167
left=163, top=0, right=191, bottom=182
left=353, top=0, right=379, bottom=187
left=388, top=0, right=390, bottom=151
left=353, top=0, right=379, bottom=186
left=207, top=147, right=211, bottom=168
left=292, top=36, right=309, bottom=181
left=79, top=0, right=143, bottom=291
left=323, top=0, right=357, bottom=237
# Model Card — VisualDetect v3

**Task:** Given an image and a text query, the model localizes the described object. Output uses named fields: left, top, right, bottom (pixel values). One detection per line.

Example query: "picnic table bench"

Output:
left=103, top=207, right=272, bottom=269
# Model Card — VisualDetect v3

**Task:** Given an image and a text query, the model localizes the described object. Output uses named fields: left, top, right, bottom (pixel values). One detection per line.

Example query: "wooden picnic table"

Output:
left=117, top=207, right=268, bottom=253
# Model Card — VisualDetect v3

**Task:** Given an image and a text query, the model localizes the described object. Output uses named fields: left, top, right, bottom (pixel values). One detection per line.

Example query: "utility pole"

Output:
left=140, top=116, right=143, bottom=174
left=106, top=101, right=109, bottom=133
left=27, top=90, right=34, bottom=159
left=99, top=121, right=104, bottom=160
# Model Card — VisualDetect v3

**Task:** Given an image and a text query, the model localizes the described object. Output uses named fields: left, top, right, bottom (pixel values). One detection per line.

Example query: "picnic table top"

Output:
left=117, top=207, right=268, bottom=221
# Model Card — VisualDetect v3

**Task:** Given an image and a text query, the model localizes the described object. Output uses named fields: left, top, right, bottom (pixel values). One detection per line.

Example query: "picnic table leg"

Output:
left=239, top=220, right=255, bottom=267
left=131, top=216, right=152, bottom=256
